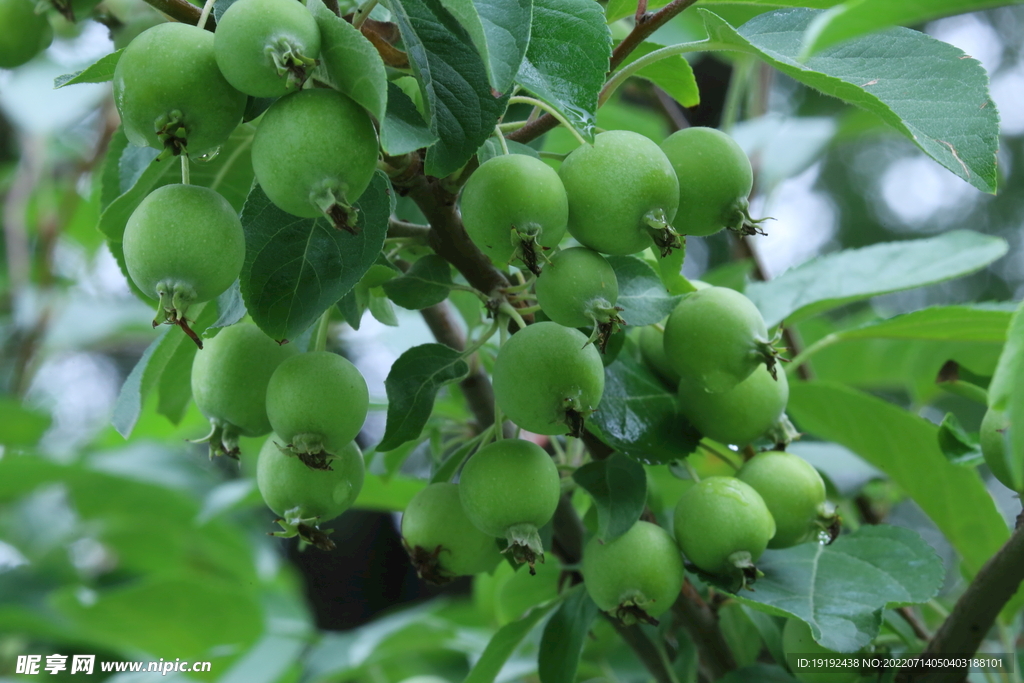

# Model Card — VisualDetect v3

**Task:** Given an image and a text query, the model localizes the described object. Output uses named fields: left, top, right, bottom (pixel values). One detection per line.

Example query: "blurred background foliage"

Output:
left=1, top=2, right=1024, bottom=682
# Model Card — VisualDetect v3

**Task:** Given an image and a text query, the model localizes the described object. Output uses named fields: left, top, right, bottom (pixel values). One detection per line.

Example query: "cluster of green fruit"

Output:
left=113, top=0, right=379, bottom=337
left=191, top=322, right=371, bottom=549
left=462, top=126, right=761, bottom=274
left=400, top=444, right=833, bottom=621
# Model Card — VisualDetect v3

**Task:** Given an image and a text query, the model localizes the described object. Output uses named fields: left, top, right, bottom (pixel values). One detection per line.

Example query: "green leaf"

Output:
left=437, top=0, right=532, bottom=95
left=786, top=381, right=1009, bottom=580
left=515, top=0, right=611, bottom=142
left=390, top=0, right=511, bottom=177
left=937, top=413, right=983, bottom=467
left=380, top=81, right=439, bottom=156
left=572, top=453, right=647, bottom=542
left=464, top=600, right=560, bottom=683
left=382, top=254, right=454, bottom=310
left=354, top=473, right=427, bottom=511
left=98, top=146, right=172, bottom=242
left=589, top=339, right=700, bottom=464
left=309, top=0, right=388, bottom=120
left=54, top=49, right=123, bottom=88
left=537, top=584, right=600, bottom=683
left=607, top=255, right=682, bottom=327
left=378, top=344, right=471, bottom=451
left=239, top=172, right=393, bottom=342
left=702, top=8, right=1000, bottom=192
left=745, top=231, right=1008, bottom=327
left=986, top=300, right=1024, bottom=492
left=110, top=303, right=216, bottom=438
left=156, top=330, right=200, bottom=425
left=620, top=42, right=700, bottom=108
left=336, top=284, right=369, bottom=330
left=718, top=664, right=802, bottom=682
left=0, top=397, right=50, bottom=447
left=832, top=305, right=1012, bottom=344
left=723, top=525, right=943, bottom=652
left=368, top=289, right=400, bottom=326
left=801, top=0, right=1022, bottom=58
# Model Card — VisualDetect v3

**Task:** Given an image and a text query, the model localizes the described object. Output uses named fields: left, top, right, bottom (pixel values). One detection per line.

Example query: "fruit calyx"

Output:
left=510, top=223, right=549, bottom=276
left=153, top=279, right=203, bottom=348
left=585, top=298, right=626, bottom=354
left=614, top=597, right=660, bottom=627
left=192, top=419, right=242, bottom=459
left=269, top=506, right=336, bottom=550
left=266, top=37, right=317, bottom=91
left=280, top=433, right=336, bottom=470
left=154, top=110, right=189, bottom=158
left=504, top=522, right=546, bottom=575
left=728, top=550, right=763, bottom=591
left=402, top=539, right=454, bottom=586
left=727, top=201, right=769, bottom=237
left=312, top=183, right=360, bottom=234
left=643, top=208, right=683, bottom=257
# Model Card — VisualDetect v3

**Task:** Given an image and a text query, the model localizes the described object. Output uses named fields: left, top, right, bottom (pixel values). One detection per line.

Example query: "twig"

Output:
left=387, top=218, right=431, bottom=242
left=507, top=0, right=700, bottom=146
left=896, top=606, right=931, bottom=642
left=900, top=511, right=1024, bottom=682
left=141, top=0, right=216, bottom=29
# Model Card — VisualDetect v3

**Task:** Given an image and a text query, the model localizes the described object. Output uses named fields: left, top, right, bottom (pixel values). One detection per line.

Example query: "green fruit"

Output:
left=660, top=127, right=757, bottom=237
left=460, top=153, right=568, bottom=271
left=190, top=322, right=298, bottom=458
left=678, top=364, right=788, bottom=447
left=582, top=521, right=684, bottom=625
left=559, top=130, right=680, bottom=256
left=0, top=0, right=51, bottom=68
left=492, top=322, right=605, bottom=436
left=737, top=451, right=829, bottom=549
left=401, top=482, right=501, bottom=583
left=663, top=286, right=775, bottom=393
left=638, top=322, right=680, bottom=387
left=673, top=476, right=775, bottom=582
left=980, top=407, right=1022, bottom=492
left=251, top=89, right=378, bottom=232
left=458, top=439, right=561, bottom=570
left=214, top=0, right=320, bottom=98
left=113, top=22, right=246, bottom=156
left=265, top=351, right=369, bottom=469
left=535, top=247, right=620, bottom=329
left=256, top=433, right=364, bottom=549
left=782, top=619, right=860, bottom=683
left=122, top=184, right=245, bottom=328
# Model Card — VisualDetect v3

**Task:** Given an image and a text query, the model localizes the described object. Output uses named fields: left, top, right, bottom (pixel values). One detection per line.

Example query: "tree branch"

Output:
left=900, top=511, right=1024, bottom=683
left=419, top=300, right=496, bottom=430
left=400, top=172, right=511, bottom=296
left=141, top=0, right=215, bottom=29
left=672, top=581, right=737, bottom=681
left=507, top=0, right=700, bottom=146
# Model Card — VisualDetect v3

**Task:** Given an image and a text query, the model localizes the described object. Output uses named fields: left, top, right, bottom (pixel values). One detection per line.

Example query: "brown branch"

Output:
left=507, top=0, right=700, bottom=146
left=419, top=300, right=497, bottom=430
left=402, top=173, right=510, bottom=296
left=141, top=0, right=215, bottom=29
left=608, top=617, right=684, bottom=683
left=672, top=581, right=737, bottom=681
left=900, top=511, right=1024, bottom=683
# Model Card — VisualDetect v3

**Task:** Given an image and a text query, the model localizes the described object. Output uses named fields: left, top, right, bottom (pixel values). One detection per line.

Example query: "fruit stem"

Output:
left=461, top=318, right=500, bottom=358
left=682, top=458, right=701, bottom=482
left=196, top=0, right=216, bottom=31
left=508, top=96, right=589, bottom=147
left=314, top=308, right=331, bottom=352
left=492, top=125, right=510, bottom=155
left=352, top=0, right=379, bottom=29
left=180, top=155, right=190, bottom=184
